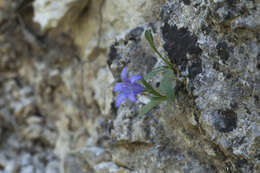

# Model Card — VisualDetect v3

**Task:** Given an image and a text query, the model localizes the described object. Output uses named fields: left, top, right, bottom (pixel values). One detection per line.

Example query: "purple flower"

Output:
left=113, top=66, right=144, bottom=107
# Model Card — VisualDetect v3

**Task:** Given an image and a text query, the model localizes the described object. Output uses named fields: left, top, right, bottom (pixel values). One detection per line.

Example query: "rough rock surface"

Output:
left=0, top=0, right=259, bottom=173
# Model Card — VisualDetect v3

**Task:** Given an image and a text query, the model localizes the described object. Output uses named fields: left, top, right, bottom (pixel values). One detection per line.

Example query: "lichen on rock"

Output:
left=0, top=0, right=259, bottom=172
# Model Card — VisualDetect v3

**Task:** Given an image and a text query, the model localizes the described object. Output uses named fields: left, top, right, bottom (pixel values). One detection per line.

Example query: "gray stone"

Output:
left=0, top=0, right=259, bottom=172
left=4, top=161, right=19, bottom=173
left=20, top=165, right=34, bottom=173
left=46, top=161, right=59, bottom=173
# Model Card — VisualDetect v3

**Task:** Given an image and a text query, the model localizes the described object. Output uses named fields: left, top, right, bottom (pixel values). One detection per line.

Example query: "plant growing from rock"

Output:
left=138, top=29, right=177, bottom=115
left=113, top=29, right=177, bottom=115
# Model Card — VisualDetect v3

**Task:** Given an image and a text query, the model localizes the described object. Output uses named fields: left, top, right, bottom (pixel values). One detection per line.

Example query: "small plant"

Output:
left=113, top=29, right=177, bottom=115
left=138, top=29, right=176, bottom=115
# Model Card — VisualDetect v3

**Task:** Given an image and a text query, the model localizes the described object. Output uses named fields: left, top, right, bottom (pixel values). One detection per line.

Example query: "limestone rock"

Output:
left=0, top=0, right=259, bottom=173
left=106, top=1, right=259, bottom=172
left=33, top=0, right=89, bottom=30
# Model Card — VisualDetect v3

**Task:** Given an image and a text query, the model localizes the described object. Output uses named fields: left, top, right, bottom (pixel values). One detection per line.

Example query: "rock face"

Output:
left=0, top=0, right=259, bottom=173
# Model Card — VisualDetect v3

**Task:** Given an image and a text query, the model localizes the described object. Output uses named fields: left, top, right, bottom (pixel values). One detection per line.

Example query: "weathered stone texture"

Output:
left=0, top=0, right=259, bottom=173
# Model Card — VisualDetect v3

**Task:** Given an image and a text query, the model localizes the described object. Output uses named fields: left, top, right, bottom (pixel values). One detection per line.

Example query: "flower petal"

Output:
left=132, top=83, right=144, bottom=94
left=130, top=75, right=142, bottom=83
left=121, top=66, right=128, bottom=82
left=113, top=82, right=124, bottom=92
left=128, top=92, right=136, bottom=102
left=115, top=92, right=127, bottom=107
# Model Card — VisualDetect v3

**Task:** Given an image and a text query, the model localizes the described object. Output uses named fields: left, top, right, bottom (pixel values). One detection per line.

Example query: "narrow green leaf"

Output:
left=140, top=78, right=163, bottom=97
left=145, top=30, right=173, bottom=68
left=143, top=66, right=167, bottom=80
left=159, top=69, right=175, bottom=101
left=139, top=97, right=166, bottom=116
left=145, top=30, right=163, bottom=58
left=144, top=29, right=155, bottom=50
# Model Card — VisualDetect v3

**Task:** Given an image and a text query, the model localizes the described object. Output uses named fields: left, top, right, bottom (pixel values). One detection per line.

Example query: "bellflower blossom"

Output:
left=113, top=66, right=144, bottom=107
